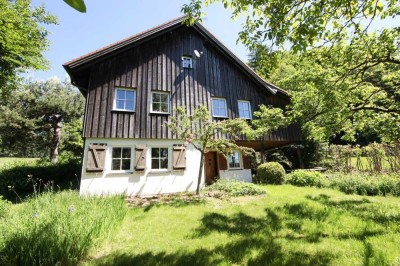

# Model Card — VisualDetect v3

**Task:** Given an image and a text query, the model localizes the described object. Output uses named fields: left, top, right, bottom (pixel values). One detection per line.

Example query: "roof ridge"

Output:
left=64, top=16, right=185, bottom=66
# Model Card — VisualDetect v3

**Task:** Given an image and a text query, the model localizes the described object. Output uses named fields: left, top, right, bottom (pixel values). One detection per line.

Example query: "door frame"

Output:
left=204, top=151, right=219, bottom=185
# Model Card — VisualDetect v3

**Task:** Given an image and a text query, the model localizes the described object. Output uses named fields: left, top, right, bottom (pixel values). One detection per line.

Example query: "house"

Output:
left=63, top=17, right=301, bottom=196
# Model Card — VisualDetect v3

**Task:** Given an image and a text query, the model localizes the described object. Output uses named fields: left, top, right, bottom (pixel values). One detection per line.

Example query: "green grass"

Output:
left=0, top=157, right=38, bottom=167
left=82, top=185, right=400, bottom=266
left=0, top=191, right=127, bottom=265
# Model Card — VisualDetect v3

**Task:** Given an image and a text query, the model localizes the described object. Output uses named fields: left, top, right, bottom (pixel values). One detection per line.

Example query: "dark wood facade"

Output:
left=65, top=19, right=301, bottom=146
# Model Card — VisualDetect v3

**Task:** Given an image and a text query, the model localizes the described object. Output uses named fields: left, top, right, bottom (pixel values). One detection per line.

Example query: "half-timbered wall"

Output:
left=84, top=27, right=300, bottom=141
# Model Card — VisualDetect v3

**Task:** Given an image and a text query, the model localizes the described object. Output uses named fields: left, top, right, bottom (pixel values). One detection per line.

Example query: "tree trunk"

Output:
left=50, top=121, right=62, bottom=164
left=296, top=147, right=305, bottom=169
left=196, top=152, right=205, bottom=195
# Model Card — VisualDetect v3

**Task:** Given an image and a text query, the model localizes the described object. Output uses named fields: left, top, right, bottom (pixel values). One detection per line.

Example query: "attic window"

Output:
left=182, top=56, right=193, bottom=68
left=114, top=88, right=136, bottom=112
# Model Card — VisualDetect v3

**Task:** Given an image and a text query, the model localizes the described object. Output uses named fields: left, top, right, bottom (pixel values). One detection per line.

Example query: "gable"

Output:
left=63, top=17, right=287, bottom=99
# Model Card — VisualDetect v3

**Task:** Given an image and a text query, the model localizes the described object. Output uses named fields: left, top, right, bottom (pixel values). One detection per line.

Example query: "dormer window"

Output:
left=182, top=56, right=193, bottom=68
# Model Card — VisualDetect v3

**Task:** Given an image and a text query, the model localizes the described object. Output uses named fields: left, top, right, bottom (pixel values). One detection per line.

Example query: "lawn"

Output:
left=82, top=185, right=400, bottom=266
left=0, top=157, right=38, bottom=167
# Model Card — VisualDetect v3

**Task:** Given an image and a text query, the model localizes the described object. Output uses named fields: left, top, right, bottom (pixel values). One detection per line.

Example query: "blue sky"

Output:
left=30, top=0, right=248, bottom=80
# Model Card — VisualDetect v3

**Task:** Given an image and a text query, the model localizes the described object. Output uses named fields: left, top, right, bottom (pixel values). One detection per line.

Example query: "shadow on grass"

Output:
left=307, top=194, right=400, bottom=224
left=96, top=203, right=335, bottom=265
left=94, top=193, right=398, bottom=265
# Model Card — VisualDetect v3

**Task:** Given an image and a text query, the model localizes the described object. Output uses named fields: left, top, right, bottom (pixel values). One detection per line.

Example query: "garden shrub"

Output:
left=206, top=180, right=266, bottom=197
left=329, top=174, right=400, bottom=197
left=256, top=162, right=285, bottom=184
left=285, top=170, right=328, bottom=187
left=0, top=191, right=127, bottom=265
left=0, top=158, right=81, bottom=202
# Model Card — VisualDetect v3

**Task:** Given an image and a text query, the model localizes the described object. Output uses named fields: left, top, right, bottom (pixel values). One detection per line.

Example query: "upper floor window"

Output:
left=114, top=88, right=136, bottom=112
left=238, top=100, right=252, bottom=119
left=182, top=56, right=193, bottom=68
left=212, top=98, right=227, bottom=118
left=228, top=151, right=241, bottom=169
left=151, top=91, right=170, bottom=113
left=151, top=147, right=169, bottom=170
left=111, top=147, right=131, bottom=171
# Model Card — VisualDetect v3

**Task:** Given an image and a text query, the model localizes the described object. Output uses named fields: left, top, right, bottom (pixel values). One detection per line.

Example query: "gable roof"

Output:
left=63, top=16, right=287, bottom=97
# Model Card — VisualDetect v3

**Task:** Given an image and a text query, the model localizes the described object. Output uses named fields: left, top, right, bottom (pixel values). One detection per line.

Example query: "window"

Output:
left=111, top=147, right=131, bottom=171
left=212, top=98, right=228, bottom=117
left=228, top=151, right=241, bottom=169
left=182, top=56, right=193, bottom=68
left=114, top=88, right=136, bottom=111
left=151, top=92, right=170, bottom=113
left=238, top=100, right=252, bottom=119
left=151, top=147, right=169, bottom=170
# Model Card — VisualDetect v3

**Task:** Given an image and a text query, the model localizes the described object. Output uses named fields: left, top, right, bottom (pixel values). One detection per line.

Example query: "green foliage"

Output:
left=256, top=162, right=285, bottom=184
left=262, top=42, right=400, bottom=142
left=0, top=78, right=84, bottom=158
left=206, top=179, right=266, bottom=196
left=0, top=158, right=81, bottom=202
left=0, top=0, right=57, bottom=98
left=182, top=0, right=399, bottom=52
left=286, top=170, right=327, bottom=188
left=286, top=171, right=400, bottom=197
left=0, top=191, right=127, bottom=265
left=0, top=196, right=9, bottom=218
left=167, top=105, right=256, bottom=194
left=329, top=174, right=400, bottom=197
left=84, top=185, right=400, bottom=265
left=63, top=0, right=86, bottom=12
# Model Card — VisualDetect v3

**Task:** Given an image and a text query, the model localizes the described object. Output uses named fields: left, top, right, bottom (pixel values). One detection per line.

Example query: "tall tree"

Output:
left=0, top=78, right=85, bottom=158
left=0, top=0, right=57, bottom=99
left=252, top=44, right=400, bottom=142
left=182, top=0, right=399, bottom=51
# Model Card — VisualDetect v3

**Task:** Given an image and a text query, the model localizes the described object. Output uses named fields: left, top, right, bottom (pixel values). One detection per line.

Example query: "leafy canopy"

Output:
left=0, top=0, right=57, bottom=98
left=0, top=78, right=85, bottom=157
left=182, top=0, right=399, bottom=51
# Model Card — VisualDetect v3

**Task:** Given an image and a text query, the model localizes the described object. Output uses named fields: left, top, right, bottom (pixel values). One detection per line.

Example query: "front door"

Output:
left=204, top=152, right=217, bottom=185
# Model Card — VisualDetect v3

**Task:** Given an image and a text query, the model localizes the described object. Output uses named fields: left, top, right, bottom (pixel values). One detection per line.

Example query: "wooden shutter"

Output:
left=86, top=144, right=107, bottom=172
left=135, top=144, right=147, bottom=171
left=243, top=154, right=252, bottom=169
left=173, top=145, right=186, bottom=169
left=218, top=153, right=228, bottom=170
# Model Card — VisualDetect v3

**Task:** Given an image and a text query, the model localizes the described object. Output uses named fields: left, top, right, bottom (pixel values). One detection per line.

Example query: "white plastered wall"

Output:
left=80, top=138, right=204, bottom=196
left=219, top=169, right=252, bottom=182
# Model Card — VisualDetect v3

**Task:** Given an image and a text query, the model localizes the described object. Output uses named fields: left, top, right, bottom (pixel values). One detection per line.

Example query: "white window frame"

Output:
left=212, top=97, right=228, bottom=118
left=151, top=91, right=170, bottom=114
left=238, top=100, right=252, bottom=119
left=227, top=151, right=242, bottom=170
left=150, top=147, right=169, bottom=171
left=113, top=87, right=136, bottom=112
left=182, top=56, right=193, bottom=68
left=110, top=146, right=132, bottom=172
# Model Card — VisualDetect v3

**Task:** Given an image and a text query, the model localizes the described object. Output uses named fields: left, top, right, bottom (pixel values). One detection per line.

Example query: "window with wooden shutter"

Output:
left=218, top=153, right=228, bottom=170
left=135, top=144, right=147, bottom=171
left=173, top=145, right=186, bottom=169
left=242, top=154, right=252, bottom=169
left=86, top=144, right=107, bottom=172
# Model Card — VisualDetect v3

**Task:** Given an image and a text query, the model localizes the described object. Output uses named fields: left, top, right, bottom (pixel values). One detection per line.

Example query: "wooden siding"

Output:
left=84, top=27, right=301, bottom=142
